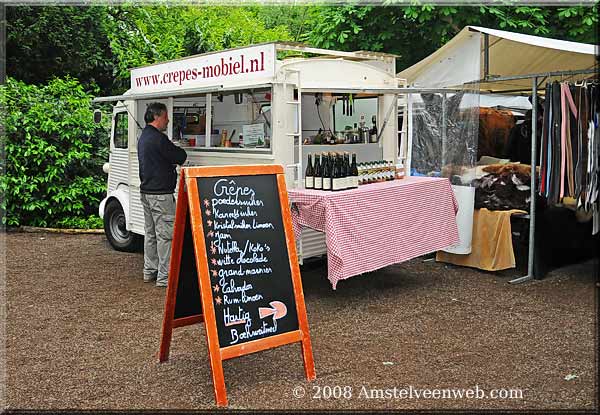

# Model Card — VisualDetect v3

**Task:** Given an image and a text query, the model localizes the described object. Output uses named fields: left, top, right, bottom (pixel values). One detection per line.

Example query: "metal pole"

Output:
left=464, top=68, right=596, bottom=85
left=483, top=34, right=489, bottom=80
left=510, top=76, right=538, bottom=284
left=441, top=93, right=447, bottom=170
left=406, top=93, right=414, bottom=175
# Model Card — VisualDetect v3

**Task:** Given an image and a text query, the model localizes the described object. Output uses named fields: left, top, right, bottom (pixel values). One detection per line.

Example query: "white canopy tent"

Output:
left=399, top=25, right=597, bottom=92
left=397, top=26, right=597, bottom=279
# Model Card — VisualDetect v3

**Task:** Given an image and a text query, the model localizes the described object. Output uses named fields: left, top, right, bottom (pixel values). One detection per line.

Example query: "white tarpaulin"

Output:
left=399, top=26, right=597, bottom=92
left=398, top=26, right=597, bottom=255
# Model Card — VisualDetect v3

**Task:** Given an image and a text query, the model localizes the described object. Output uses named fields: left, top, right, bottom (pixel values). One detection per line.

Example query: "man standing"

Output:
left=137, top=102, right=187, bottom=287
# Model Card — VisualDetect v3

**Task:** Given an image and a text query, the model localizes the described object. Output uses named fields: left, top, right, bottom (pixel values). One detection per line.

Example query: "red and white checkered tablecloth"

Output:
left=289, top=176, right=460, bottom=289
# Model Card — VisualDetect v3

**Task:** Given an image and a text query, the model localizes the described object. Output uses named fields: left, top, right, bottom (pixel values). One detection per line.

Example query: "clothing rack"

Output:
left=476, top=68, right=597, bottom=284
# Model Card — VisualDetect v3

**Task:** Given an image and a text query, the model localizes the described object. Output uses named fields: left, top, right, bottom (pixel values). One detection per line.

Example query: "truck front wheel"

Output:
left=104, top=199, right=142, bottom=252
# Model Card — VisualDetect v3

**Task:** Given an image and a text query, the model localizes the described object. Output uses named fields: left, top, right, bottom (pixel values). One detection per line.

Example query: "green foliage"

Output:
left=0, top=77, right=108, bottom=228
left=55, top=215, right=104, bottom=230
left=251, top=5, right=310, bottom=40
left=6, top=6, right=115, bottom=93
left=553, top=6, right=598, bottom=42
left=304, top=5, right=598, bottom=70
left=104, top=5, right=293, bottom=88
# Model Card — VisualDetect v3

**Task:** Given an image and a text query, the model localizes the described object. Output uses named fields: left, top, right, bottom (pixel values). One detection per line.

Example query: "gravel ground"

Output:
left=2, top=232, right=598, bottom=412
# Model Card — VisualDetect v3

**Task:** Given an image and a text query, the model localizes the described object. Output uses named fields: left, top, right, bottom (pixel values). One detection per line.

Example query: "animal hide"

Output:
left=474, top=163, right=531, bottom=211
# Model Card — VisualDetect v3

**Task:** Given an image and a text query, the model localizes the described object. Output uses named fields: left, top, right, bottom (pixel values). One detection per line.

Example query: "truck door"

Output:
left=108, top=105, right=130, bottom=196
left=102, top=102, right=142, bottom=252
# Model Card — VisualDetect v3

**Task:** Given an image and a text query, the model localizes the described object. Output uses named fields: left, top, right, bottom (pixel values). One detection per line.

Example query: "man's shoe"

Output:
left=156, top=282, right=168, bottom=288
left=143, top=274, right=157, bottom=283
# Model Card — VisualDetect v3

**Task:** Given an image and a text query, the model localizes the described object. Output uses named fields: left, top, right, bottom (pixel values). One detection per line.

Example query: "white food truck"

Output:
left=94, top=42, right=403, bottom=263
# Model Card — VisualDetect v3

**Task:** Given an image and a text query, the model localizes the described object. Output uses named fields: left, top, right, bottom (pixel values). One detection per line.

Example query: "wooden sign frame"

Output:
left=159, top=165, right=316, bottom=407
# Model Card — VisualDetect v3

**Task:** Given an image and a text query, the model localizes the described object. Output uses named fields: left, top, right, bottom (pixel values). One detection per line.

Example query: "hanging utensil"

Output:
left=349, top=93, right=354, bottom=116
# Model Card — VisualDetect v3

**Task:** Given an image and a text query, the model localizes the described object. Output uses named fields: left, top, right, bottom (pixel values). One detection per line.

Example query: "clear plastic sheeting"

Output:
left=409, top=89, right=480, bottom=186
left=407, top=88, right=480, bottom=255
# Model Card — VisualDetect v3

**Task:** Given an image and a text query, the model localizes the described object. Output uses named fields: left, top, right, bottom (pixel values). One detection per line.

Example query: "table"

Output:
left=289, top=176, right=460, bottom=289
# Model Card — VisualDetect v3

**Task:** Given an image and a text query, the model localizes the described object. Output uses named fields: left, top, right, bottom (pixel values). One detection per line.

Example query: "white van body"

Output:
left=96, top=43, right=400, bottom=262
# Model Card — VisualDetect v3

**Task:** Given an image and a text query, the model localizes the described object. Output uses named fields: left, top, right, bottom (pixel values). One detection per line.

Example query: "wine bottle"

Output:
left=358, top=115, right=365, bottom=143
left=367, top=162, right=374, bottom=184
left=343, top=152, right=350, bottom=190
left=305, top=153, right=314, bottom=189
left=322, top=153, right=332, bottom=191
left=351, top=153, right=359, bottom=188
left=332, top=153, right=343, bottom=191
left=314, top=153, right=323, bottom=190
left=370, top=115, right=378, bottom=143
left=329, top=153, right=337, bottom=191
left=357, top=162, right=364, bottom=186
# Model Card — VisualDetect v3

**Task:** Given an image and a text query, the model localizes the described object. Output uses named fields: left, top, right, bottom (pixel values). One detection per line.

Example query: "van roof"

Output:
left=129, top=41, right=399, bottom=71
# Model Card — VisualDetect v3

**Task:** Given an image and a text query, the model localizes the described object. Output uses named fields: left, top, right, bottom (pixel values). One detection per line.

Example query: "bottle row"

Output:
left=358, top=161, right=396, bottom=185
left=304, top=114, right=378, bottom=145
left=304, top=153, right=397, bottom=191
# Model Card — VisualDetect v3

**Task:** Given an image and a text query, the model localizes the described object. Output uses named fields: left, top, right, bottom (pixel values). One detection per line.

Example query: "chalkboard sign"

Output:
left=159, top=165, right=315, bottom=407
left=196, top=174, right=299, bottom=347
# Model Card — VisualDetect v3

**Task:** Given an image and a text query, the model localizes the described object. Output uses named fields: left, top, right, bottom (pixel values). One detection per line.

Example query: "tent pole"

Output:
left=441, top=93, right=447, bottom=169
left=510, top=76, right=538, bottom=284
left=483, top=34, right=489, bottom=80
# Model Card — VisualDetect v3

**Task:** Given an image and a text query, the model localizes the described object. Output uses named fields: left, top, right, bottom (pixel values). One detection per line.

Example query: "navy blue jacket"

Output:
left=137, top=125, right=187, bottom=194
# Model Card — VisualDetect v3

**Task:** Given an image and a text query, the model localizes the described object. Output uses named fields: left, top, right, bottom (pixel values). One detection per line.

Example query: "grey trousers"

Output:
left=140, top=193, right=176, bottom=285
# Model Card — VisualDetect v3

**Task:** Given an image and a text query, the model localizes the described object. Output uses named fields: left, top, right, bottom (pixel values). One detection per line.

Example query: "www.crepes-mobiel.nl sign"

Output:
left=130, top=44, right=276, bottom=94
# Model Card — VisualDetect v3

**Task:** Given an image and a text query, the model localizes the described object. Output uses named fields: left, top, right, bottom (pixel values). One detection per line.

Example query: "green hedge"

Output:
left=1, top=77, right=109, bottom=229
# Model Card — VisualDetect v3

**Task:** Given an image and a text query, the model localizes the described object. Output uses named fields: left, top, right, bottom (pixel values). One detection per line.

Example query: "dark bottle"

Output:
left=330, top=153, right=338, bottom=191
left=340, top=152, right=350, bottom=190
left=369, top=115, right=378, bottom=143
left=350, top=153, right=359, bottom=188
left=322, top=153, right=332, bottom=191
left=314, top=153, right=323, bottom=190
left=341, top=153, right=348, bottom=190
left=328, top=153, right=336, bottom=191
left=332, top=153, right=343, bottom=191
left=343, top=152, right=351, bottom=189
left=305, top=153, right=314, bottom=189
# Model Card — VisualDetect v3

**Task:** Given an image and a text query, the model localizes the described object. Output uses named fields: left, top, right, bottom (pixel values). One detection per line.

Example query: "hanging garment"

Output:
left=579, top=84, right=591, bottom=208
left=563, top=83, right=578, bottom=197
left=574, top=85, right=585, bottom=198
left=545, top=83, right=554, bottom=198
left=560, top=82, right=567, bottom=198
left=537, top=79, right=600, bottom=235
left=550, top=81, right=562, bottom=205
left=540, top=83, right=551, bottom=196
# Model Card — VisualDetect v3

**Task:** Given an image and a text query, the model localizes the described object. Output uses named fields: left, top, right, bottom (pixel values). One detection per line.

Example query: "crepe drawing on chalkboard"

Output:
left=259, top=301, right=287, bottom=320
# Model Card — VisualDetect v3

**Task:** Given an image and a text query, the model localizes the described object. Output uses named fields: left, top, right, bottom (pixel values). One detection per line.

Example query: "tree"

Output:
left=6, top=6, right=115, bottom=93
left=251, top=5, right=310, bottom=41
left=304, top=5, right=598, bottom=71
left=0, top=77, right=109, bottom=228
left=6, top=5, right=294, bottom=95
